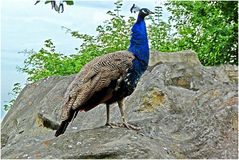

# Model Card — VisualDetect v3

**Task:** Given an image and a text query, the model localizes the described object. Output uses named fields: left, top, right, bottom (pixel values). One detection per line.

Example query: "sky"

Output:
left=1, top=0, right=169, bottom=120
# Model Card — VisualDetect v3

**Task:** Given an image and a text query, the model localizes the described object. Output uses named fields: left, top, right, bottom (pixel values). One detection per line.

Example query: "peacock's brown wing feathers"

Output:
left=60, top=51, right=135, bottom=121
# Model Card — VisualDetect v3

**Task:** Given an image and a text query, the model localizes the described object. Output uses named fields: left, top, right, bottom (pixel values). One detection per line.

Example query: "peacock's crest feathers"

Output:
left=130, top=4, right=141, bottom=13
left=60, top=51, right=135, bottom=121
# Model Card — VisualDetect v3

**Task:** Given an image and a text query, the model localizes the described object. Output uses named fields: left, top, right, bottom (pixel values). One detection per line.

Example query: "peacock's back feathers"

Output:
left=60, top=51, right=135, bottom=121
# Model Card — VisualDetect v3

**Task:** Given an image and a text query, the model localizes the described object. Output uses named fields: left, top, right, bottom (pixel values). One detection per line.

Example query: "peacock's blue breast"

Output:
left=128, top=20, right=149, bottom=65
left=123, top=14, right=150, bottom=95
left=122, top=58, right=148, bottom=95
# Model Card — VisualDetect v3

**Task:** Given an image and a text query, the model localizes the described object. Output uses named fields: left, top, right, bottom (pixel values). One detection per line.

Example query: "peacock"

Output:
left=55, top=4, right=154, bottom=137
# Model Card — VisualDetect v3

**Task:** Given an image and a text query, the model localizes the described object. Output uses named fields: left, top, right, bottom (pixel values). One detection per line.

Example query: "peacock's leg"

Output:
left=117, top=99, right=140, bottom=130
left=105, top=104, right=118, bottom=128
left=106, top=104, right=110, bottom=125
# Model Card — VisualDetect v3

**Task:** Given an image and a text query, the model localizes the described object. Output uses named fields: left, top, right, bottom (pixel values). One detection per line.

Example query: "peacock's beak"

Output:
left=149, top=10, right=154, bottom=14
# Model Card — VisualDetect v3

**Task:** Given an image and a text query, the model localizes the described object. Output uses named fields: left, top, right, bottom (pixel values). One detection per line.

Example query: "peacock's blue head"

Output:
left=130, top=4, right=154, bottom=19
left=139, top=8, right=154, bottom=18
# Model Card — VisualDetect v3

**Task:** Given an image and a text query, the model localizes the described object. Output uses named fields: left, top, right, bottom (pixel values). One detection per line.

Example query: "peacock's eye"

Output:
left=142, top=9, right=147, bottom=14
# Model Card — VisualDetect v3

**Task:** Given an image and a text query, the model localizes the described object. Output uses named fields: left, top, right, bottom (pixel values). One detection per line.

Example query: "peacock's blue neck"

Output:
left=128, top=15, right=149, bottom=66
left=128, top=14, right=149, bottom=70
left=121, top=14, right=150, bottom=95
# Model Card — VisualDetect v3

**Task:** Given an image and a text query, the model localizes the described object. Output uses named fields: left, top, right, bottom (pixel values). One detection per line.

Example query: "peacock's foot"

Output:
left=105, top=122, right=140, bottom=130
left=120, top=122, right=141, bottom=131
left=105, top=122, right=119, bottom=128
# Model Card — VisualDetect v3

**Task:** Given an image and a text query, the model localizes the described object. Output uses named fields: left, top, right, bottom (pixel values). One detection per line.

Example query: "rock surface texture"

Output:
left=1, top=50, right=238, bottom=159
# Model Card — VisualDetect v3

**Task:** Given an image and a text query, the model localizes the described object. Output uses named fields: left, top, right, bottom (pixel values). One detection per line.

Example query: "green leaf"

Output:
left=64, top=0, right=74, bottom=5
left=45, top=0, right=51, bottom=4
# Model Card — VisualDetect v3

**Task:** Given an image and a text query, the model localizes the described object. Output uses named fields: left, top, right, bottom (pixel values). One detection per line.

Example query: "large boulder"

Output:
left=1, top=51, right=238, bottom=159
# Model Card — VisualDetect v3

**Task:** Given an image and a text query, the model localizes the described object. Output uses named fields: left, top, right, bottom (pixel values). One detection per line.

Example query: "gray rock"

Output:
left=149, top=50, right=202, bottom=66
left=1, top=51, right=238, bottom=159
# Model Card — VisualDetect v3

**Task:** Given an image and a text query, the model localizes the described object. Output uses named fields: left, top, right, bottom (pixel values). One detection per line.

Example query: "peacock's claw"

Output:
left=105, top=122, right=140, bottom=130
left=105, top=123, right=119, bottom=128
left=123, top=122, right=141, bottom=130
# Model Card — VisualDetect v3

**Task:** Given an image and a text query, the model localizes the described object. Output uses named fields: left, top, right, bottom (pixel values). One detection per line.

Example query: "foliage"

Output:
left=3, top=83, right=22, bottom=111
left=35, top=0, right=74, bottom=13
left=148, top=6, right=177, bottom=52
left=18, top=41, right=80, bottom=82
left=40, top=0, right=74, bottom=5
left=164, top=1, right=238, bottom=65
left=19, top=0, right=135, bottom=83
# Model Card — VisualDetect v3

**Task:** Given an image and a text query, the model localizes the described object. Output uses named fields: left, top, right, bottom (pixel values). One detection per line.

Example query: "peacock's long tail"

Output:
left=55, top=109, right=78, bottom=137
